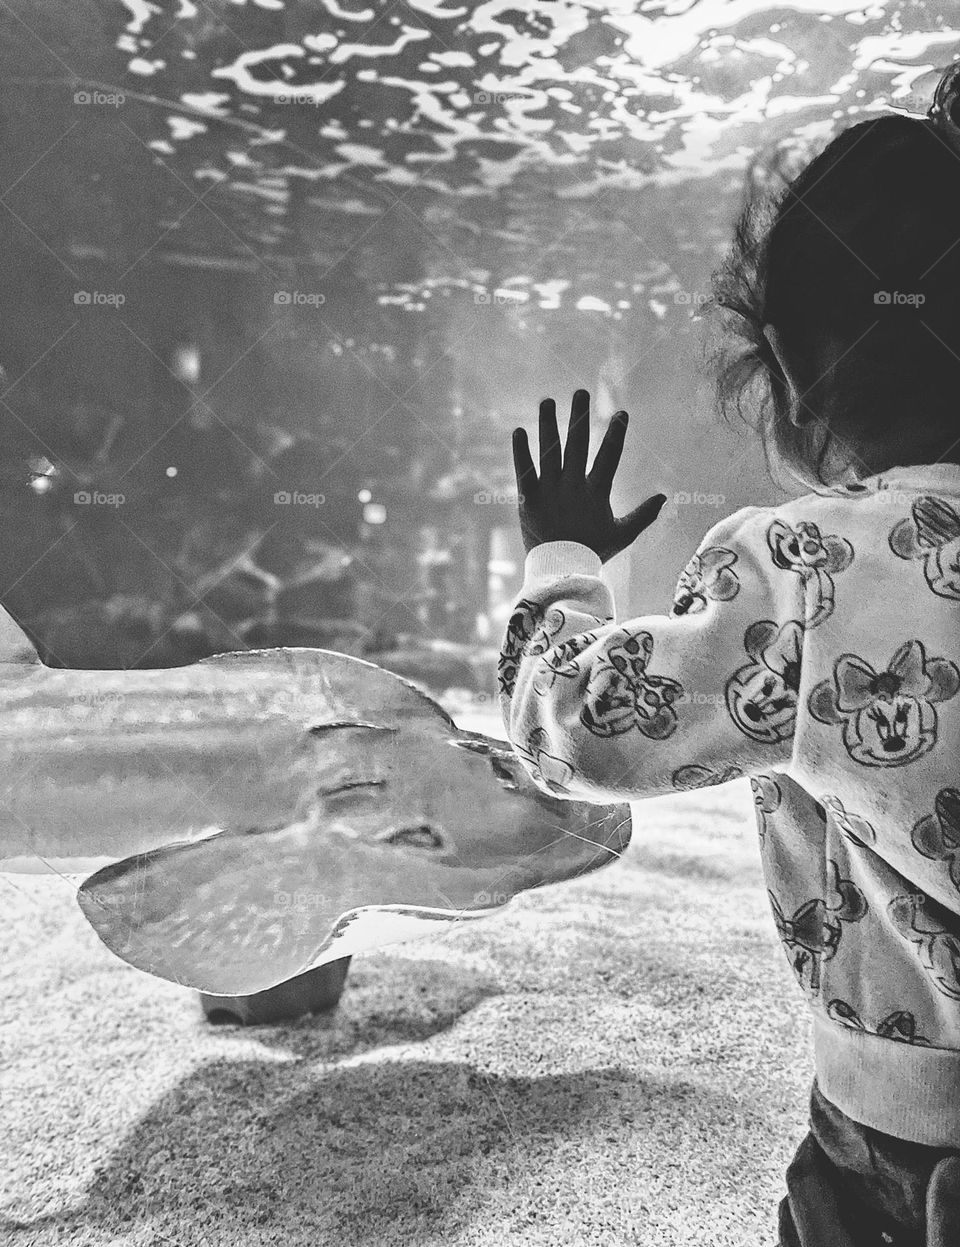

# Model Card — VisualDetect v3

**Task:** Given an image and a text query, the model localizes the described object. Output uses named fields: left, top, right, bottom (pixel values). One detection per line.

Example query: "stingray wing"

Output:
left=77, top=751, right=630, bottom=995
left=76, top=648, right=630, bottom=994
left=78, top=796, right=630, bottom=995
left=77, top=820, right=507, bottom=995
left=199, top=646, right=459, bottom=729
left=77, top=818, right=503, bottom=994
left=0, top=647, right=458, bottom=873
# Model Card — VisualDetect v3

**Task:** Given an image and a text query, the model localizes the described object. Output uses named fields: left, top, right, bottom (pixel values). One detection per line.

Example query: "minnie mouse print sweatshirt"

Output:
left=498, top=462, right=960, bottom=1147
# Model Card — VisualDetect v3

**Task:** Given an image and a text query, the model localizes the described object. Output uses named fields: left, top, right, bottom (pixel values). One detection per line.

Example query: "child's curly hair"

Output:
left=708, top=108, right=960, bottom=492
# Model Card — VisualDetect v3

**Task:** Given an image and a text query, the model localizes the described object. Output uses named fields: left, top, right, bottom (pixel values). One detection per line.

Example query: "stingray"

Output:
left=0, top=607, right=630, bottom=995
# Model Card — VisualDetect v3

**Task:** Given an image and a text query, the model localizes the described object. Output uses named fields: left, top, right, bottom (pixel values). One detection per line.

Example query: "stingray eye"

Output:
left=379, top=824, right=445, bottom=850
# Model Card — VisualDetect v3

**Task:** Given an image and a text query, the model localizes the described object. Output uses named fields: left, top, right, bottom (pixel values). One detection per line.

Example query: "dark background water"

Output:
left=0, top=0, right=955, bottom=680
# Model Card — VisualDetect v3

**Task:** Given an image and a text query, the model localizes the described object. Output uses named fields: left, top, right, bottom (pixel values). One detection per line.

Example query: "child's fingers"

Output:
left=538, top=397, right=562, bottom=480
left=563, top=388, right=591, bottom=477
left=588, top=410, right=628, bottom=493
left=512, top=428, right=538, bottom=496
left=615, top=492, right=668, bottom=547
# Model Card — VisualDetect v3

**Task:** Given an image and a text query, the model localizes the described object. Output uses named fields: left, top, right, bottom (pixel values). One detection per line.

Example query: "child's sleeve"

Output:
left=498, top=505, right=805, bottom=801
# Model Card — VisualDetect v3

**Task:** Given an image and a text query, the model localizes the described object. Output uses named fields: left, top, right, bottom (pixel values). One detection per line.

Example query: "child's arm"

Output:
left=498, top=506, right=802, bottom=800
left=500, top=390, right=803, bottom=800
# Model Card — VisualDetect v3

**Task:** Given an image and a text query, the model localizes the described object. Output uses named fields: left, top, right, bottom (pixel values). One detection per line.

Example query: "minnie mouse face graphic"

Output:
left=532, top=630, right=599, bottom=695
left=499, top=599, right=543, bottom=697
left=889, top=495, right=960, bottom=600
left=826, top=999, right=930, bottom=1046
left=911, top=787, right=960, bottom=892
left=726, top=619, right=804, bottom=745
left=889, top=889, right=960, bottom=1001
left=671, top=546, right=740, bottom=617
left=808, top=640, right=960, bottom=768
left=514, top=725, right=575, bottom=795
left=766, top=519, right=853, bottom=628
left=581, top=630, right=683, bottom=740
left=821, top=795, right=876, bottom=848
left=769, top=860, right=867, bottom=995
left=499, top=601, right=567, bottom=697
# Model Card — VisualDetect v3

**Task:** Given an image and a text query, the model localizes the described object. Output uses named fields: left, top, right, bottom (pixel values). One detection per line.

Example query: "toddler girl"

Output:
left=499, top=62, right=960, bottom=1247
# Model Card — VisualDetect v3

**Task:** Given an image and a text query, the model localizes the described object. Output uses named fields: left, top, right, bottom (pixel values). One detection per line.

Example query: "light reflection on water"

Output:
left=115, top=0, right=958, bottom=310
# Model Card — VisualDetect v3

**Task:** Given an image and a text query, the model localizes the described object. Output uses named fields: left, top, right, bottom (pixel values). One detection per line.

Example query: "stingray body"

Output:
left=0, top=610, right=630, bottom=994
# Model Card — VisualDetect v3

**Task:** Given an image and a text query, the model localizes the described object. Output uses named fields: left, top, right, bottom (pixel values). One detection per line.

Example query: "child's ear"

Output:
left=761, top=323, right=809, bottom=427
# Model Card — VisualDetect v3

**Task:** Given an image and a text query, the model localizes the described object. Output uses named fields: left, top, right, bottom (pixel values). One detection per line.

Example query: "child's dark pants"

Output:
left=778, top=1081, right=960, bottom=1247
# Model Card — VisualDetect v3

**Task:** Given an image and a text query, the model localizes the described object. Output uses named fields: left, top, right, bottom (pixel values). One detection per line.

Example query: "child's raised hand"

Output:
left=512, top=389, right=666, bottom=562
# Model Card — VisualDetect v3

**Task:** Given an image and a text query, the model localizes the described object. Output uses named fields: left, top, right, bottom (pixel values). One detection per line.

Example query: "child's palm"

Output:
left=512, top=389, right=665, bottom=562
